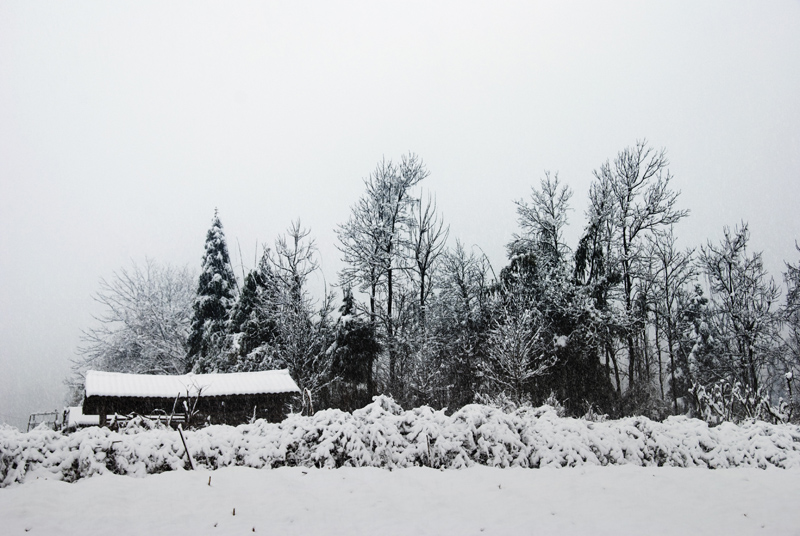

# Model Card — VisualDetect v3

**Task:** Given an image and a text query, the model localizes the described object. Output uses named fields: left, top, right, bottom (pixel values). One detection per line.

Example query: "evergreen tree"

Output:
left=486, top=174, right=616, bottom=414
left=329, top=288, right=382, bottom=411
left=227, top=250, right=278, bottom=364
left=187, top=210, right=238, bottom=372
left=574, top=178, right=624, bottom=398
left=492, top=251, right=615, bottom=414
left=673, top=283, right=715, bottom=408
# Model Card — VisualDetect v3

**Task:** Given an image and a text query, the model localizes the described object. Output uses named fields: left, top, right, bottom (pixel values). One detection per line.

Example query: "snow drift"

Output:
left=3, top=396, right=800, bottom=487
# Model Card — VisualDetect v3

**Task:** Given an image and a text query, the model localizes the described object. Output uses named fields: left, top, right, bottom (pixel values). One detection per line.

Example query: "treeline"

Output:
left=71, top=142, right=800, bottom=422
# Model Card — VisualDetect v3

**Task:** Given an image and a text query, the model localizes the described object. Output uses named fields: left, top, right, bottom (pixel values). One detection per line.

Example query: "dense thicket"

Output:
left=71, top=144, right=799, bottom=423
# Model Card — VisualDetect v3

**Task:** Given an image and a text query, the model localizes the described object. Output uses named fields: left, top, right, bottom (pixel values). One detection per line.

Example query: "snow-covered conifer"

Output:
left=328, top=288, right=382, bottom=411
left=187, top=210, right=238, bottom=372
left=228, top=250, right=279, bottom=363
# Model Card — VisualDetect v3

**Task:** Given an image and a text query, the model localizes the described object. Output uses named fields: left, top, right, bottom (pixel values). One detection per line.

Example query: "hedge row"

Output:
left=3, top=396, right=800, bottom=487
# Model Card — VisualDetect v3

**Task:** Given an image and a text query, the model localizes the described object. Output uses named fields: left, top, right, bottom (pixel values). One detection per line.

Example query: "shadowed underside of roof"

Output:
left=84, top=369, right=301, bottom=398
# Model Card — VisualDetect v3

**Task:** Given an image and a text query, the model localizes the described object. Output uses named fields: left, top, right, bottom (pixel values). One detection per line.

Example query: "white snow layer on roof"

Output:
left=84, top=370, right=300, bottom=398
left=65, top=406, right=99, bottom=427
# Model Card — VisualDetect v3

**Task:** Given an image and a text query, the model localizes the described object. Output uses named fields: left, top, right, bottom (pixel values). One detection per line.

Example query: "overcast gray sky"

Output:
left=1, top=1, right=799, bottom=429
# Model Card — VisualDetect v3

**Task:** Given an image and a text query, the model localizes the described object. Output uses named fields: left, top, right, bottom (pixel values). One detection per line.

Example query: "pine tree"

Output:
left=187, top=210, right=238, bottom=372
left=228, top=251, right=278, bottom=363
left=329, top=288, right=381, bottom=411
left=491, top=250, right=615, bottom=414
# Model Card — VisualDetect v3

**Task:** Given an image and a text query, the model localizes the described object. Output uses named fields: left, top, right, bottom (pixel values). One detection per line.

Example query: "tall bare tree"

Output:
left=780, top=246, right=800, bottom=418
left=410, top=192, right=449, bottom=326
left=234, top=221, right=337, bottom=404
left=648, top=228, right=696, bottom=411
left=336, top=153, right=429, bottom=393
left=699, top=223, right=781, bottom=393
left=271, top=220, right=318, bottom=307
left=593, top=141, right=688, bottom=390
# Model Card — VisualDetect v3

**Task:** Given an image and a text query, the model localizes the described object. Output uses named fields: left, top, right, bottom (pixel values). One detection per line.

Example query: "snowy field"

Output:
left=2, top=465, right=800, bottom=535
left=4, top=398, right=800, bottom=534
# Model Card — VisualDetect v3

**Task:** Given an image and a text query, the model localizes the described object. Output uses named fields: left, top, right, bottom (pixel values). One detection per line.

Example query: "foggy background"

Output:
left=1, top=1, right=798, bottom=430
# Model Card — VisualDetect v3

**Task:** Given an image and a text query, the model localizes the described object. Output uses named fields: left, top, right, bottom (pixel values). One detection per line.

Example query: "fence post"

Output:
left=178, top=424, right=195, bottom=470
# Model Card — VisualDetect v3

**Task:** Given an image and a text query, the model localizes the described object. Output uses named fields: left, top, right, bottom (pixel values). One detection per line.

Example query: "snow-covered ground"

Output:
left=2, top=465, right=799, bottom=535
left=4, top=398, right=800, bottom=533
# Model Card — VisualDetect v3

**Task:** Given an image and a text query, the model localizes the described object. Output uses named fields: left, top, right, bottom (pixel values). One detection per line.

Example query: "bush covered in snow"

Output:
left=3, top=396, right=800, bottom=487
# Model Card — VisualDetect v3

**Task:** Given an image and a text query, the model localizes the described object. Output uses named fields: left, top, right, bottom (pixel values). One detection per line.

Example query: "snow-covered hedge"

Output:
left=3, top=396, right=800, bottom=487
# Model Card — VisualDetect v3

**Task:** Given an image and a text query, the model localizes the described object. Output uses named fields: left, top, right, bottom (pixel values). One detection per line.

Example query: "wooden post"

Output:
left=178, top=424, right=195, bottom=470
left=426, top=434, right=432, bottom=468
left=98, top=401, right=106, bottom=429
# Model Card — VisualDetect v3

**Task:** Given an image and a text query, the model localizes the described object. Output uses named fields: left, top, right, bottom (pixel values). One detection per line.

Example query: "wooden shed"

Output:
left=82, top=369, right=300, bottom=427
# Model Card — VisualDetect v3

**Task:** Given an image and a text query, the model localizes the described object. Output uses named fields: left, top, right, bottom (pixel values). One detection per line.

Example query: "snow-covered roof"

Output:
left=84, top=370, right=300, bottom=399
left=65, top=406, right=99, bottom=427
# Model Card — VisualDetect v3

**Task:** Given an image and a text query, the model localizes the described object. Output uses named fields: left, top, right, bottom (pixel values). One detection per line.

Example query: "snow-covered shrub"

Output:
left=2, top=395, right=800, bottom=487
left=692, top=380, right=789, bottom=424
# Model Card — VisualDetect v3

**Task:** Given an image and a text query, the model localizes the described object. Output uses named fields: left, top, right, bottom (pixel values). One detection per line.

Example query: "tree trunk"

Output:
left=387, top=264, right=395, bottom=394
left=607, top=341, right=622, bottom=396
left=667, top=325, right=677, bottom=414
left=654, top=310, right=664, bottom=399
left=419, top=266, right=427, bottom=331
left=622, top=247, right=637, bottom=390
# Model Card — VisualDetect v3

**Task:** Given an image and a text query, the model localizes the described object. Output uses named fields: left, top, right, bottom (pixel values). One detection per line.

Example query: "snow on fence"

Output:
left=3, top=395, right=800, bottom=487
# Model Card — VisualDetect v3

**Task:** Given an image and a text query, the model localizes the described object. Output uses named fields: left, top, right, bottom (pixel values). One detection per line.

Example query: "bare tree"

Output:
left=440, top=240, right=493, bottom=323
left=699, top=223, right=781, bottom=393
left=780, top=245, right=800, bottom=419
left=510, top=171, right=573, bottom=262
left=648, top=228, right=696, bottom=411
left=69, top=259, right=195, bottom=401
left=336, top=153, right=429, bottom=393
left=271, top=220, right=318, bottom=307
left=782, top=245, right=800, bottom=373
left=410, top=192, right=449, bottom=326
left=247, top=221, right=337, bottom=403
left=593, top=140, right=688, bottom=390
